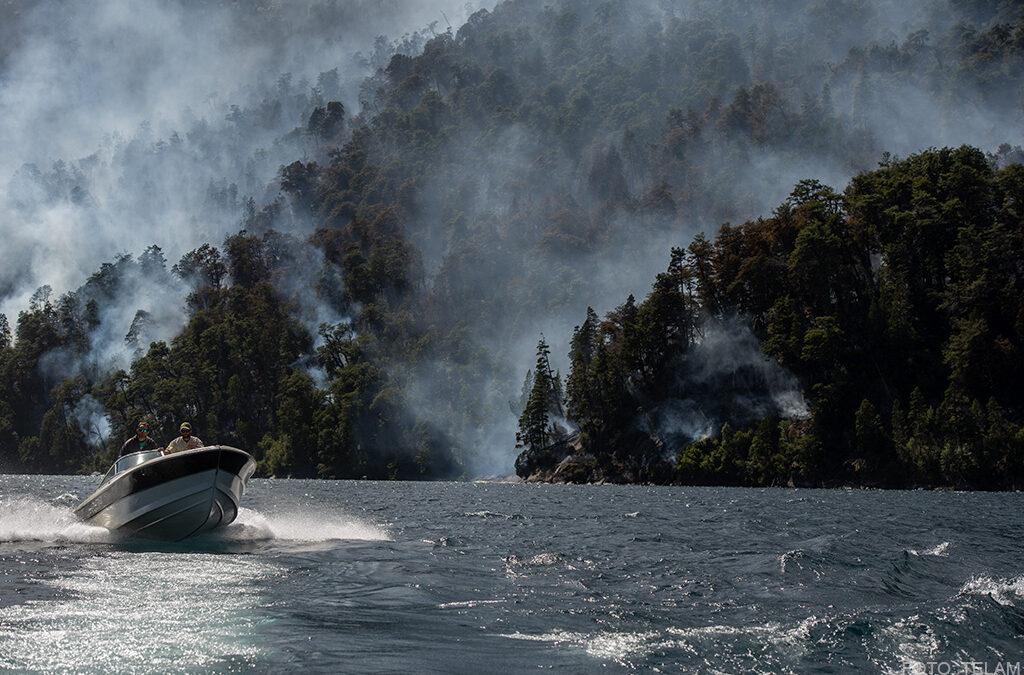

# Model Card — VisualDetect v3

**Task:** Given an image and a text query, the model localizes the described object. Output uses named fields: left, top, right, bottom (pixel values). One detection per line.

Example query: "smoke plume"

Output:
left=2, top=0, right=1021, bottom=475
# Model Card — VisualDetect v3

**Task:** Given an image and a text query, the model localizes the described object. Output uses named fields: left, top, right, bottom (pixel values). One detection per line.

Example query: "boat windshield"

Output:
left=99, top=450, right=164, bottom=486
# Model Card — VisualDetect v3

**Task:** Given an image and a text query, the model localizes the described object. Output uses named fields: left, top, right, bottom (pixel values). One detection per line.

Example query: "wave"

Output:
left=957, top=575, right=1024, bottom=607
left=463, top=510, right=528, bottom=520
left=778, top=547, right=840, bottom=579
left=502, top=617, right=820, bottom=667
left=438, top=599, right=506, bottom=609
left=907, top=542, right=951, bottom=557
left=873, top=574, right=1024, bottom=673
left=876, top=615, right=943, bottom=675
left=501, top=629, right=663, bottom=663
left=507, top=605, right=1020, bottom=671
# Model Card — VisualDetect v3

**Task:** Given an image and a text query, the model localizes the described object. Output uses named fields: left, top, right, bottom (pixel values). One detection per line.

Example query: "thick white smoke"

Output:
left=0, top=0, right=494, bottom=322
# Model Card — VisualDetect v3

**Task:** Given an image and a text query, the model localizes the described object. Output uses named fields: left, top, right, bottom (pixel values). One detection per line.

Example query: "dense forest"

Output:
left=0, top=0, right=1022, bottom=486
left=515, top=149, right=1024, bottom=488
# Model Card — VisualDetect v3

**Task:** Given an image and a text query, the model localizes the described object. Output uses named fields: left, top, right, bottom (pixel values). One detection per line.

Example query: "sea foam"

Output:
left=223, top=507, right=390, bottom=542
left=0, top=495, right=116, bottom=544
left=957, top=575, right=1024, bottom=607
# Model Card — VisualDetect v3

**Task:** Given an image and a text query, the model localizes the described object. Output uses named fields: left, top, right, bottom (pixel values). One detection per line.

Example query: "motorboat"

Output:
left=74, top=445, right=256, bottom=541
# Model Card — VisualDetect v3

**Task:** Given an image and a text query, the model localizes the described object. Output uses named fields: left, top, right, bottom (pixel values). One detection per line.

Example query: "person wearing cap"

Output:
left=120, top=422, right=162, bottom=457
left=163, top=422, right=205, bottom=455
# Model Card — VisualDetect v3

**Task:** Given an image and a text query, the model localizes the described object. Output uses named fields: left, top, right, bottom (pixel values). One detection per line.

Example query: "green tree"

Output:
left=516, top=337, right=563, bottom=452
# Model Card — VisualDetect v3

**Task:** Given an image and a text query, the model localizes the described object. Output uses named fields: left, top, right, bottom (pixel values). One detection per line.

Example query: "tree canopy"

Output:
left=516, top=147, right=1024, bottom=489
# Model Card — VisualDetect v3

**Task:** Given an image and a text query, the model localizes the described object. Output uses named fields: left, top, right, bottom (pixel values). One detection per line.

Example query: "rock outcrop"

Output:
left=515, top=431, right=673, bottom=484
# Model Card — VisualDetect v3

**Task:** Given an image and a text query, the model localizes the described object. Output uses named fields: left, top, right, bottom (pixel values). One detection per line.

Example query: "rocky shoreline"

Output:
left=513, top=434, right=994, bottom=490
left=515, top=432, right=674, bottom=485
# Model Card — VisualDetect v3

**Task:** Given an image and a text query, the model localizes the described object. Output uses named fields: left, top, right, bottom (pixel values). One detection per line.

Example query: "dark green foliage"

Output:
left=172, top=244, right=227, bottom=312
left=0, top=229, right=459, bottom=479
left=97, top=235, right=459, bottom=480
left=536, top=147, right=1024, bottom=489
left=515, top=337, right=564, bottom=452
left=0, top=264, right=152, bottom=473
left=513, top=338, right=570, bottom=479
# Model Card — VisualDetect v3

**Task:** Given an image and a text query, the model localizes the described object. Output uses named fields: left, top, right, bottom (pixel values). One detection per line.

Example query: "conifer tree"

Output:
left=565, top=308, right=599, bottom=428
left=0, top=314, right=10, bottom=351
left=516, top=337, right=563, bottom=451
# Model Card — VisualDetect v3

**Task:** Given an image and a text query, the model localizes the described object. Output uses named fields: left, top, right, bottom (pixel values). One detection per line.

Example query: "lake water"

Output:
left=0, top=476, right=1022, bottom=673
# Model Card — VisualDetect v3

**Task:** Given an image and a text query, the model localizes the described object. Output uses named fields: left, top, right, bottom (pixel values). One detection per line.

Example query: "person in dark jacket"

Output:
left=120, top=422, right=162, bottom=457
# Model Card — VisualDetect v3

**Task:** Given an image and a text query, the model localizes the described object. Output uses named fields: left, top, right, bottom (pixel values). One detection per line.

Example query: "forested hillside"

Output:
left=516, top=149, right=1024, bottom=488
left=0, top=0, right=1022, bottom=483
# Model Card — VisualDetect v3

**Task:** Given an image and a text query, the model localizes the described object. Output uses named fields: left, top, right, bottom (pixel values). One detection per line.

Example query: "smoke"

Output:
left=3, top=0, right=1021, bottom=477
left=72, top=394, right=111, bottom=447
left=394, top=0, right=1021, bottom=475
left=628, top=318, right=809, bottom=454
left=686, top=319, right=807, bottom=429
left=268, top=233, right=353, bottom=389
left=0, top=0, right=495, bottom=321
left=0, top=0, right=496, bottom=461
left=20, top=250, right=190, bottom=398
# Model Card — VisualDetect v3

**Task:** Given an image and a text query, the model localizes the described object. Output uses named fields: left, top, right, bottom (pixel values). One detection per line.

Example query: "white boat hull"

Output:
left=75, top=446, right=256, bottom=541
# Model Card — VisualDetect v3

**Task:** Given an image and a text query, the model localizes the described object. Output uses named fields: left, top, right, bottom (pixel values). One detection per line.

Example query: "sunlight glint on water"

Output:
left=0, top=553, right=275, bottom=673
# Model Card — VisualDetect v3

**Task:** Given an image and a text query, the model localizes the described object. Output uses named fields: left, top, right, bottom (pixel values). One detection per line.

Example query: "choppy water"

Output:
left=0, top=476, right=1022, bottom=673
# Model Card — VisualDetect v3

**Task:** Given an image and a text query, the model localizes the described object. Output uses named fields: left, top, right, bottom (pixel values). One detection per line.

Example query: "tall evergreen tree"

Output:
left=516, top=337, right=563, bottom=452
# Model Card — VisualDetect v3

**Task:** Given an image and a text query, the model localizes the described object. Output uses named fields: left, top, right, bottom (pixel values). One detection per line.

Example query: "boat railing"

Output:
left=100, top=449, right=164, bottom=486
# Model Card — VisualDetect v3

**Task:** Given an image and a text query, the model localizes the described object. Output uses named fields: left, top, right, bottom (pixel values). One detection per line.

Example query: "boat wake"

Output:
left=0, top=497, right=388, bottom=547
left=220, top=507, right=390, bottom=542
left=0, top=495, right=119, bottom=545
